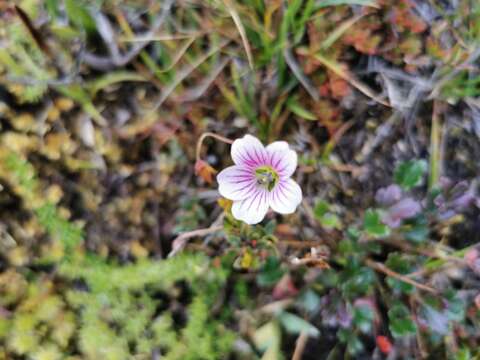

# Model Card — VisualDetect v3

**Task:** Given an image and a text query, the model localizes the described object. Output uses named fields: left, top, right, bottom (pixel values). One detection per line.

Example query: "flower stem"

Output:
left=195, top=132, right=234, bottom=161
left=429, top=101, right=443, bottom=190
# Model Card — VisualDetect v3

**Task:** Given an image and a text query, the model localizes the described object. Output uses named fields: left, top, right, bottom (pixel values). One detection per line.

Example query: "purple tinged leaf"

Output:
left=465, top=249, right=480, bottom=275
left=418, top=306, right=449, bottom=335
left=438, top=177, right=453, bottom=190
left=382, top=198, right=422, bottom=228
left=337, top=303, right=353, bottom=328
left=475, top=197, right=480, bottom=209
left=435, top=179, right=479, bottom=219
left=320, top=295, right=352, bottom=328
left=375, top=185, right=403, bottom=207
left=437, top=209, right=456, bottom=221
left=433, top=194, right=446, bottom=208
left=451, top=192, right=475, bottom=210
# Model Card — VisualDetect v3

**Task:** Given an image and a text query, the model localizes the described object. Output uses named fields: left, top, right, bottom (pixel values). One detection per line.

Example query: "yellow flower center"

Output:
left=255, top=166, right=279, bottom=191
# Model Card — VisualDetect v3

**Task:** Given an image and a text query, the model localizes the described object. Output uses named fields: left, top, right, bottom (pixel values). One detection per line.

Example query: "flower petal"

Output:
left=231, top=135, right=268, bottom=167
left=270, top=178, right=302, bottom=214
left=266, top=141, right=297, bottom=178
left=217, top=165, right=257, bottom=200
left=231, top=189, right=269, bottom=224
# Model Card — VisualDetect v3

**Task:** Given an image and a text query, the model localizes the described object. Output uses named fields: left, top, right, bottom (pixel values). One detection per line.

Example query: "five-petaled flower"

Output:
left=217, top=135, right=302, bottom=224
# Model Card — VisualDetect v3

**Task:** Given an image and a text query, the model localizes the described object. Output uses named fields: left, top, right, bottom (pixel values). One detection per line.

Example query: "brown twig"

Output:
left=14, top=5, right=53, bottom=60
left=291, top=331, right=309, bottom=360
left=365, top=259, right=439, bottom=295
left=196, top=132, right=234, bottom=162
left=309, top=51, right=391, bottom=107
left=168, top=224, right=223, bottom=257
left=379, top=237, right=466, bottom=266
left=411, top=296, right=429, bottom=359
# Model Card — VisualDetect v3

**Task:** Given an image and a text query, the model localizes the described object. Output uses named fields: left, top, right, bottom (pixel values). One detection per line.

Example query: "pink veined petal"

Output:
left=231, top=188, right=270, bottom=224
left=266, top=141, right=297, bottom=178
left=217, top=165, right=257, bottom=201
left=269, top=178, right=302, bottom=214
left=231, top=135, right=268, bottom=168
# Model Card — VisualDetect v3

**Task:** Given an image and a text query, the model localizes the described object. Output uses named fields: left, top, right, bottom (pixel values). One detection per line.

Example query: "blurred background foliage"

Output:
left=1, top=0, right=480, bottom=359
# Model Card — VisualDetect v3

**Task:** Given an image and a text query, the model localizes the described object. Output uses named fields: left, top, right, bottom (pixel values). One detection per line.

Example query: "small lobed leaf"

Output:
left=257, top=256, right=285, bottom=286
left=388, top=303, right=417, bottom=338
left=364, top=209, right=390, bottom=237
left=394, top=160, right=427, bottom=190
left=352, top=305, right=375, bottom=333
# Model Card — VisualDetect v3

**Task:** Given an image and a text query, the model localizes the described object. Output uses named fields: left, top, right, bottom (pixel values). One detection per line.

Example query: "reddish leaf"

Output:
left=376, top=335, right=393, bottom=354
left=194, top=159, right=217, bottom=184
left=272, top=274, right=298, bottom=300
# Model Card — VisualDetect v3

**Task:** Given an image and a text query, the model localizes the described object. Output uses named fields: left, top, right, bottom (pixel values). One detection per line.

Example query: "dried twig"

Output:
left=168, top=225, right=223, bottom=257
left=149, top=39, right=230, bottom=112
left=284, top=45, right=319, bottom=101
left=179, top=57, right=231, bottom=102
left=291, top=331, right=309, bottom=360
left=357, top=112, right=400, bottom=162
left=309, top=51, right=391, bottom=107
left=379, top=237, right=466, bottom=265
left=365, top=259, right=439, bottom=295
left=223, top=0, right=254, bottom=70
left=83, top=0, right=174, bottom=70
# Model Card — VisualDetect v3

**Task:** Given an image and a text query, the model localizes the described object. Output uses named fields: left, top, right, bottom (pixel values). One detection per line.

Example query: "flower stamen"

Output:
left=255, top=166, right=279, bottom=191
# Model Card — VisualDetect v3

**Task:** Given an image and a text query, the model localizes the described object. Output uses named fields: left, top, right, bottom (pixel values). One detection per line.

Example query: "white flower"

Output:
left=217, top=135, right=302, bottom=224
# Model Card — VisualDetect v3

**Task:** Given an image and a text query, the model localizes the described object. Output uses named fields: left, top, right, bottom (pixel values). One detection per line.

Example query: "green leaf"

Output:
left=456, top=348, right=472, bottom=360
left=319, top=213, right=341, bottom=229
left=341, top=265, right=376, bottom=299
left=385, top=253, right=414, bottom=294
left=444, top=290, right=466, bottom=322
left=257, top=257, right=285, bottom=286
left=296, top=290, right=321, bottom=315
left=314, top=200, right=330, bottom=218
left=403, top=219, right=429, bottom=244
left=87, top=72, right=147, bottom=96
left=314, top=201, right=341, bottom=229
left=45, top=0, right=61, bottom=18
left=388, top=303, right=417, bottom=338
left=363, top=209, right=390, bottom=237
left=338, top=329, right=364, bottom=355
left=353, top=305, right=374, bottom=333
left=278, top=312, right=320, bottom=338
left=55, top=84, right=107, bottom=126
left=264, top=220, right=277, bottom=235
left=346, top=335, right=364, bottom=355
left=394, top=160, right=428, bottom=190
left=287, top=98, right=317, bottom=120
left=253, top=321, right=281, bottom=360
left=64, top=0, right=96, bottom=32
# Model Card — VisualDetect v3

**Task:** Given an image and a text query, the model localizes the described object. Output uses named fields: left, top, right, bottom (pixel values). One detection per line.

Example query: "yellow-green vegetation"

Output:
left=0, top=251, right=234, bottom=359
left=0, top=143, right=234, bottom=358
